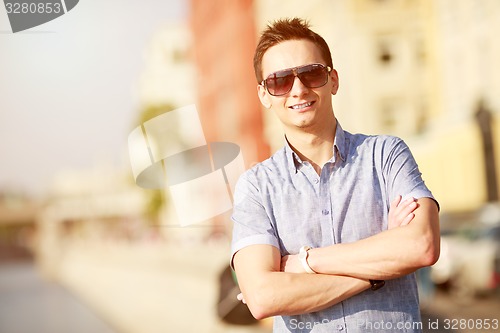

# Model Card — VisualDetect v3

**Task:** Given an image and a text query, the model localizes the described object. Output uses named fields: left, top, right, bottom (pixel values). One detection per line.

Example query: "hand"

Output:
left=388, top=195, right=418, bottom=229
left=280, top=254, right=305, bottom=273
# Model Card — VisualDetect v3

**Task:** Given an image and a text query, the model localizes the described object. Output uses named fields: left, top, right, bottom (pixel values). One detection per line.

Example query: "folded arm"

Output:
left=294, top=197, right=440, bottom=280
left=233, top=244, right=370, bottom=320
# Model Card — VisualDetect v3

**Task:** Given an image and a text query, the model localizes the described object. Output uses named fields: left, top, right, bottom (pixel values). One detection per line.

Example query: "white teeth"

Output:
left=291, top=102, right=312, bottom=110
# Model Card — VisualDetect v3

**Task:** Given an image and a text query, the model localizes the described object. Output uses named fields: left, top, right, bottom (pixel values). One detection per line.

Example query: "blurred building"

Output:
left=36, top=167, right=147, bottom=278
left=0, top=193, right=38, bottom=261
left=138, top=21, right=197, bottom=108
left=411, top=0, right=500, bottom=212
left=189, top=0, right=270, bottom=167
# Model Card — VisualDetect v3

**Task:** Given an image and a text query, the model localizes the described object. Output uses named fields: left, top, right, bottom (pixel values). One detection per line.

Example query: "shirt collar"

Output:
left=284, top=138, right=301, bottom=174
left=284, top=120, right=347, bottom=173
left=334, top=121, right=347, bottom=163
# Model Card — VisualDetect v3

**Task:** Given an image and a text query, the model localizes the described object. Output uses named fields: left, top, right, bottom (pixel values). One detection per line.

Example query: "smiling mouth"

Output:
left=290, top=101, right=314, bottom=110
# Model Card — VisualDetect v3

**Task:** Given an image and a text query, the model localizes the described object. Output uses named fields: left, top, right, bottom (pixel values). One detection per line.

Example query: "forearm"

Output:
left=233, top=244, right=370, bottom=319
left=239, top=271, right=369, bottom=319
left=308, top=228, right=427, bottom=279
left=308, top=199, right=439, bottom=280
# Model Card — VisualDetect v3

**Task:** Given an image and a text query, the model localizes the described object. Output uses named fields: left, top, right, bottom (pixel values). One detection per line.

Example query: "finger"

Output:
left=400, top=197, right=415, bottom=207
left=397, top=197, right=417, bottom=213
left=389, top=195, right=402, bottom=220
left=390, top=195, right=402, bottom=211
left=400, top=213, right=415, bottom=226
left=281, top=255, right=290, bottom=272
left=237, top=293, right=247, bottom=304
left=397, top=201, right=418, bottom=222
left=404, top=200, right=418, bottom=214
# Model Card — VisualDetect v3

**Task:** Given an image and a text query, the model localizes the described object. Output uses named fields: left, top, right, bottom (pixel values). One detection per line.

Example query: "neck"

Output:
left=286, top=117, right=337, bottom=174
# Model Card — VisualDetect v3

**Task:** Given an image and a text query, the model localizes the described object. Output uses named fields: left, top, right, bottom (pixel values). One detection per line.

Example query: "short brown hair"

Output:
left=253, top=18, right=333, bottom=83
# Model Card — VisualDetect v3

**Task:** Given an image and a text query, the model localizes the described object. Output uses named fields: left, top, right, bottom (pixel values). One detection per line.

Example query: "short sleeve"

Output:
left=382, top=137, right=440, bottom=210
left=230, top=171, right=280, bottom=269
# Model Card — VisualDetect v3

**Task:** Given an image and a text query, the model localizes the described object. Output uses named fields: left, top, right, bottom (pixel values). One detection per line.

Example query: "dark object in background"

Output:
left=216, top=265, right=257, bottom=325
left=475, top=99, right=498, bottom=202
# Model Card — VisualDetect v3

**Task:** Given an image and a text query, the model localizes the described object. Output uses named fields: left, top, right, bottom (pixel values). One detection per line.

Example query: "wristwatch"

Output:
left=298, top=246, right=316, bottom=274
left=369, top=279, right=385, bottom=291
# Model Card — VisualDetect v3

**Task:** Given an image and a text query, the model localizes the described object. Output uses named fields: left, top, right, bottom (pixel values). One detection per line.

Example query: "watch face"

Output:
left=370, top=280, right=385, bottom=291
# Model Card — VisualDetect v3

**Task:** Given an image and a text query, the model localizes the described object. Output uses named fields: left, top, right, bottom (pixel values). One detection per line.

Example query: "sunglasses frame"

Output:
left=260, top=63, right=332, bottom=97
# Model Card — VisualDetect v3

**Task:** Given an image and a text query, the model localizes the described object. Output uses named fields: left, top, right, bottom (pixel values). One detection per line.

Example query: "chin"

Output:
left=294, top=120, right=315, bottom=129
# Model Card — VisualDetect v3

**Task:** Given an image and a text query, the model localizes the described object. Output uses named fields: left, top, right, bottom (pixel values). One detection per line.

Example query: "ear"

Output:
left=330, top=68, right=339, bottom=95
left=257, top=84, right=272, bottom=109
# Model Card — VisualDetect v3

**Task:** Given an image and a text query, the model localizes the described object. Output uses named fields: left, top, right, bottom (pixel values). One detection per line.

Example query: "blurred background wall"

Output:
left=1, top=0, right=499, bottom=333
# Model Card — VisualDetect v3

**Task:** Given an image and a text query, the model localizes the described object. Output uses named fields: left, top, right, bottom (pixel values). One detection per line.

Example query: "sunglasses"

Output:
left=260, top=63, right=332, bottom=96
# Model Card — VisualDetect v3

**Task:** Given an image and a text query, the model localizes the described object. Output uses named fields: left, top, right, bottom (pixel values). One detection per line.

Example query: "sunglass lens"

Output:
left=265, top=64, right=329, bottom=96
left=298, top=65, right=328, bottom=88
left=266, top=71, right=294, bottom=96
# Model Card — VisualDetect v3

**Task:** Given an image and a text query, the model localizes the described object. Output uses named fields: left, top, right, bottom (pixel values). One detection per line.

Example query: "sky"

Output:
left=0, top=0, right=187, bottom=198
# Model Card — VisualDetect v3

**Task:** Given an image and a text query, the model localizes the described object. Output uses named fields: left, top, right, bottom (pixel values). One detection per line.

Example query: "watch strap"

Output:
left=299, top=246, right=316, bottom=274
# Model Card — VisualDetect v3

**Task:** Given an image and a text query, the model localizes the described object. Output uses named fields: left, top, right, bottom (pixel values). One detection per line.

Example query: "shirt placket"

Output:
left=300, top=164, right=347, bottom=332
left=325, top=161, right=348, bottom=332
left=319, top=163, right=335, bottom=245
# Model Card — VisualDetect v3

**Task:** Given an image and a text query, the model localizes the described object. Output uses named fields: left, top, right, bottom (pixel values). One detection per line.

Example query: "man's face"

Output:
left=258, top=39, right=339, bottom=133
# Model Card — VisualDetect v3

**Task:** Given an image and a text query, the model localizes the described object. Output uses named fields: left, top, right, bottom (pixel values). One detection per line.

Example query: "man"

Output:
left=231, top=18, right=439, bottom=332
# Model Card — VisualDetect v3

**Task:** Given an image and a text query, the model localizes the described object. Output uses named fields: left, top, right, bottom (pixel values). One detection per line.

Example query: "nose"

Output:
left=289, top=75, right=309, bottom=96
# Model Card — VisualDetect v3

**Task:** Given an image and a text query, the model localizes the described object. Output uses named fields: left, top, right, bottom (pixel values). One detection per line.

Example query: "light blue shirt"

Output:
left=231, top=122, right=438, bottom=332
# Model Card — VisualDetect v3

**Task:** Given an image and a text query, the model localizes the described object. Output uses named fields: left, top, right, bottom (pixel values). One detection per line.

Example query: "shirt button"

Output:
left=314, top=179, right=319, bottom=184
left=337, top=324, right=344, bottom=331
left=322, top=209, right=330, bottom=215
